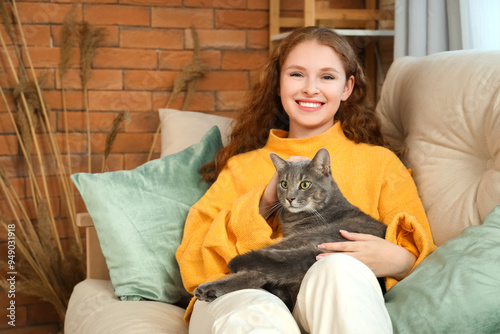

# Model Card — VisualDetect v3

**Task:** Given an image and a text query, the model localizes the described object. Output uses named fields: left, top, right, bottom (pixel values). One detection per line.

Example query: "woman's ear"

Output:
left=341, top=75, right=355, bottom=101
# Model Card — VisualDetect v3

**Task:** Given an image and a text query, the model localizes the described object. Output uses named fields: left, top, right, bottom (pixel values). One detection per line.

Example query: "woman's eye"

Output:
left=290, top=72, right=303, bottom=78
left=322, top=75, right=335, bottom=80
left=280, top=181, right=288, bottom=189
left=300, top=181, right=311, bottom=190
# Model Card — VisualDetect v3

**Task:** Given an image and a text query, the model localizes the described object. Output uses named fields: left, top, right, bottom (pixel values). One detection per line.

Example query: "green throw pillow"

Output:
left=385, top=204, right=500, bottom=334
left=71, top=126, right=223, bottom=304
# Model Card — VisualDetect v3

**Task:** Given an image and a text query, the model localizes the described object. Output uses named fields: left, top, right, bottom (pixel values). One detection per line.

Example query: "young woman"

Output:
left=176, top=26, right=436, bottom=333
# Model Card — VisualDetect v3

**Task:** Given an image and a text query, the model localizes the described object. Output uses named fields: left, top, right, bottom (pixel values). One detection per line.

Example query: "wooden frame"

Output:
left=77, top=212, right=110, bottom=280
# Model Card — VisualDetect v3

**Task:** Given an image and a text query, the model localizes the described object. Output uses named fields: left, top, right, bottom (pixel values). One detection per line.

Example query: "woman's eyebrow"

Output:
left=283, top=64, right=341, bottom=74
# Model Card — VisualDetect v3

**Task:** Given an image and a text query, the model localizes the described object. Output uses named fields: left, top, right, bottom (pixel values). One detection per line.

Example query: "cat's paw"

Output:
left=194, top=282, right=222, bottom=302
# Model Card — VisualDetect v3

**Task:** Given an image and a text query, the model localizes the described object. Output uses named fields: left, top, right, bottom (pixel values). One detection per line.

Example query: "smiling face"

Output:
left=279, top=40, right=354, bottom=138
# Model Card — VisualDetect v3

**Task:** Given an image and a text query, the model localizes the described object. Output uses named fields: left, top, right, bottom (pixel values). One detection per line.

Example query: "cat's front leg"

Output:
left=194, top=271, right=265, bottom=302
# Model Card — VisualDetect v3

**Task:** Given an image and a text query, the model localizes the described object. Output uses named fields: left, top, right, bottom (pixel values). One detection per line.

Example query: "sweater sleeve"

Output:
left=175, top=160, right=279, bottom=295
left=378, top=159, right=437, bottom=289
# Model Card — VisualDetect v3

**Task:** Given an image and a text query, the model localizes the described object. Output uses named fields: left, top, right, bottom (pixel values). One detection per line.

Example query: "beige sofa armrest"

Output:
left=77, top=213, right=110, bottom=280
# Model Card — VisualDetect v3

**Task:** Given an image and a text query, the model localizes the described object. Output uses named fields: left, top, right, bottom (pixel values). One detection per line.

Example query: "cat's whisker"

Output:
left=262, top=201, right=283, bottom=220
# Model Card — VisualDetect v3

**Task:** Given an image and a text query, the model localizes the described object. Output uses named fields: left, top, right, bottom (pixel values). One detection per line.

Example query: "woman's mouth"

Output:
left=297, top=100, right=324, bottom=111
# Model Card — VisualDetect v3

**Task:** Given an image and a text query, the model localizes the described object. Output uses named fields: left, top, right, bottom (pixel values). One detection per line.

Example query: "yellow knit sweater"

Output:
left=176, top=122, right=436, bottom=321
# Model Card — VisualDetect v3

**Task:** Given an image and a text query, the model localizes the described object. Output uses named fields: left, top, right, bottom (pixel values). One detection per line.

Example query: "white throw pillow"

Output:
left=159, top=108, right=232, bottom=157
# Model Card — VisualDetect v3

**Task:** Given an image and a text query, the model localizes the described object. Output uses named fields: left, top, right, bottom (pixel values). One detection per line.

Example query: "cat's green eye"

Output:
left=280, top=181, right=288, bottom=189
left=300, top=181, right=312, bottom=190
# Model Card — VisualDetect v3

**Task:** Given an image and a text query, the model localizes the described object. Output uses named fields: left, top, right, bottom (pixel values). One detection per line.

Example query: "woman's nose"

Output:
left=302, top=78, right=319, bottom=95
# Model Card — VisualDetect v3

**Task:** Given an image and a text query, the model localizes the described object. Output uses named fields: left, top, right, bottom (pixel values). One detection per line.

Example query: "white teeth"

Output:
left=299, top=101, right=322, bottom=108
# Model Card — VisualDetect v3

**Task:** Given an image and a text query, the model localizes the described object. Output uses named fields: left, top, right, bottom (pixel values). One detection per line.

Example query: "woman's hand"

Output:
left=259, top=156, right=310, bottom=218
left=317, top=230, right=417, bottom=280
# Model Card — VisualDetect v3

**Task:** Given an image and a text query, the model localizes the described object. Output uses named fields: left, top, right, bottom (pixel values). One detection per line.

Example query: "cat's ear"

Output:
left=311, top=148, right=331, bottom=175
left=270, top=153, right=288, bottom=171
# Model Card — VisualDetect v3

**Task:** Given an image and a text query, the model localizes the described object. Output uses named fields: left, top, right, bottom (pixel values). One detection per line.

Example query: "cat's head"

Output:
left=270, top=148, right=334, bottom=214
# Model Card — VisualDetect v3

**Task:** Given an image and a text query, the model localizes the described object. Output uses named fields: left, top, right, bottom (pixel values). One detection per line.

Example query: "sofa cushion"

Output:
left=385, top=204, right=500, bottom=333
left=377, top=50, right=500, bottom=245
left=159, top=108, right=232, bottom=157
left=71, top=126, right=223, bottom=304
left=65, top=279, right=188, bottom=334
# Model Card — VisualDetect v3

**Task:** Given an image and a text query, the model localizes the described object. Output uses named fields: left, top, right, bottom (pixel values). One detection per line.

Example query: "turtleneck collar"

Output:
left=263, top=122, right=350, bottom=158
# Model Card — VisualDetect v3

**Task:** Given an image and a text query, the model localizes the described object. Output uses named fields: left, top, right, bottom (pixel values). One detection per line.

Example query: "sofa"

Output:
left=64, top=50, right=500, bottom=333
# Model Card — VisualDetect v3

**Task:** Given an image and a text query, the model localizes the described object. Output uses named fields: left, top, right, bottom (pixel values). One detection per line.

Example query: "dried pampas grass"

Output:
left=0, top=0, right=89, bottom=324
left=147, top=26, right=210, bottom=161
left=102, top=110, right=131, bottom=172
left=80, top=21, right=106, bottom=173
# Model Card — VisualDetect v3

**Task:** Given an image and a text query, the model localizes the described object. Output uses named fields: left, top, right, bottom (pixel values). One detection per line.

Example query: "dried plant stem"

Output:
left=0, top=32, right=64, bottom=259
left=84, top=87, right=91, bottom=172
left=0, top=88, right=42, bottom=199
left=147, top=26, right=209, bottom=161
left=7, top=0, right=82, bottom=254
left=60, top=4, right=77, bottom=177
left=12, top=0, right=80, bottom=246
left=80, top=22, right=106, bottom=173
left=102, top=110, right=130, bottom=172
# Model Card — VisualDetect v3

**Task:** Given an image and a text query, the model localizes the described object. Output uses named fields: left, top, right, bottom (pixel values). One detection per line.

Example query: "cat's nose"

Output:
left=286, top=197, right=295, bottom=204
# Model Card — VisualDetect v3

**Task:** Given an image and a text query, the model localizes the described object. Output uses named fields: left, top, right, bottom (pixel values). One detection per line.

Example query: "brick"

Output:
left=1, top=24, right=51, bottom=47
left=152, top=8, right=214, bottom=29
left=56, top=111, right=116, bottom=132
left=124, top=70, right=178, bottom=90
left=56, top=69, right=123, bottom=90
left=0, top=135, right=19, bottom=155
left=120, top=0, right=182, bottom=6
left=22, top=46, right=79, bottom=69
left=222, top=50, right=267, bottom=70
left=153, top=91, right=215, bottom=112
left=247, top=29, right=269, bottom=49
left=215, top=9, right=268, bottom=29
left=0, top=114, right=16, bottom=134
left=83, top=5, right=150, bottom=26
left=0, top=177, right=25, bottom=203
left=0, top=156, right=27, bottom=178
left=124, top=153, right=160, bottom=170
left=0, top=66, right=55, bottom=90
left=185, top=29, right=246, bottom=50
left=0, top=196, right=60, bottom=220
left=197, top=71, right=249, bottom=90
left=91, top=132, right=155, bottom=153
left=183, top=0, right=246, bottom=8
left=0, top=89, right=15, bottom=112
left=16, top=3, right=83, bottom=24
left=92, top=48, right=157, bottom=69
left=158, top=50, right=221, bottom=70
left=25, top=175, right=66, bottom=199
left=124, top=111, right=160, bottom=133
left=36, top=132, right=87, bottom=154
left=52, top=25, right=119, bottom=47
left=88, top=91, right=152, bottom=111
left=120, top=28, right=184, bottom=50
left=70, top=153, right=124, bottom=174
left=248, top=0, right=269, bottom=10
left=216, top=90, right=247, bottom=111
left=43, top=90, right=85, bottom=111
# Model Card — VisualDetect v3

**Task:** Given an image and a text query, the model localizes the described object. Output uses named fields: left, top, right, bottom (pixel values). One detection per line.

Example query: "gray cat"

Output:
left=194, top=148, right=387, bottom=310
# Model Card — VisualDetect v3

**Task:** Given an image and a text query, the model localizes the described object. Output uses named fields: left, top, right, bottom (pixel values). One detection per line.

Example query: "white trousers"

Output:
left=189, top=254, right=392, bottom=334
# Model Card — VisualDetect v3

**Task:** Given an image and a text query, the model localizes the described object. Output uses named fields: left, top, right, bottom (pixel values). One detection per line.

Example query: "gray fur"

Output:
left=194, top=148, right=387, bottom=309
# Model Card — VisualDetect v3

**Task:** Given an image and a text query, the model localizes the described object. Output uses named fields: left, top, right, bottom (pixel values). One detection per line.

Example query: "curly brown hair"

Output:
left=201, top=26, right=393, bottom=182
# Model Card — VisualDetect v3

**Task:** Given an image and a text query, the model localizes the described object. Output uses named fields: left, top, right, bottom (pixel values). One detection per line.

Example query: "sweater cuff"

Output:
left=385, top=212, right=437, bottom=290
